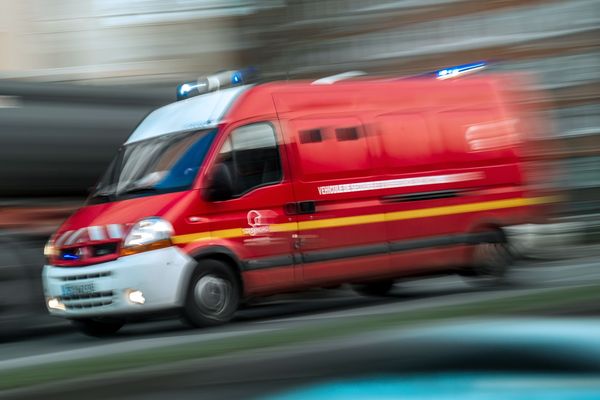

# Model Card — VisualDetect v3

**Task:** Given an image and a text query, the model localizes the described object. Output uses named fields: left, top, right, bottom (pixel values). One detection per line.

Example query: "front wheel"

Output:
left=183, top=259, right=240, bottom=328
left=71, top=319, right=124, bottom=337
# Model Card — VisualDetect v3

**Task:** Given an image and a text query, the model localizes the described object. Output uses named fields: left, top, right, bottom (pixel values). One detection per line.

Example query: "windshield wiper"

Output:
left=118, top=186, right=159, bottom=196
left=117, top=185, right=159, bottom=196
left=87, top=191, right=114, bottom=204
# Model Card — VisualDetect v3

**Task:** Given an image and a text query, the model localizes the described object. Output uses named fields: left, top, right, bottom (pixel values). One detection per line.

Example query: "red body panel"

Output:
left=51, top=76, right=544, bottom=298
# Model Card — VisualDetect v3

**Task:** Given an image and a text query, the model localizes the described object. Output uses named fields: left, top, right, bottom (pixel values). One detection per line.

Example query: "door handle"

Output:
left=285, top=201, right=316, bottom=215
left=298, top=200, right=316, bottom=214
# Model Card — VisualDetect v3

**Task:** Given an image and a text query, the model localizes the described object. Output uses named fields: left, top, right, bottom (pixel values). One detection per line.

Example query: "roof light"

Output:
left=435, top=61, right=486, bottom=80
left=177, top=81, right=209, bottom=99
left=231, top=71, right=243, bottom=84
left=176, top=67, right=258, bottom=101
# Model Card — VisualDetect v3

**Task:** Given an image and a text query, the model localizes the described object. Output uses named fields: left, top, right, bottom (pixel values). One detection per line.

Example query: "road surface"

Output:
left=1, top=253, right=599, bottom=367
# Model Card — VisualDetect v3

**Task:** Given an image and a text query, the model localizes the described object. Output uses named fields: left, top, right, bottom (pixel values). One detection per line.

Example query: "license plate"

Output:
left=62, top=282, right=95, bottom=297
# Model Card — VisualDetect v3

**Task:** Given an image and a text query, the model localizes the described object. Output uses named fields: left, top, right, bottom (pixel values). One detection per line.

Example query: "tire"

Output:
left=183, top=259, right=240, bottom=328
left=71, top=319, right=124, bottom=337
left=461, top=239, right=513, bottom=287
left=353, top=279, right=395, bottom=297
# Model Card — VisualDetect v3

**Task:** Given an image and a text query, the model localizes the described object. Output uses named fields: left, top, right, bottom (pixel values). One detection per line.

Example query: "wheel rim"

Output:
left=473, top=242, right=511, bottom=277
left=193, top=275, right=231, bottom=315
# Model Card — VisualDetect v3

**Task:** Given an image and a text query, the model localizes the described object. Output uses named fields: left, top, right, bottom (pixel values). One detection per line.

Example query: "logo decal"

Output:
left=242, top=210, right=274, bottom=236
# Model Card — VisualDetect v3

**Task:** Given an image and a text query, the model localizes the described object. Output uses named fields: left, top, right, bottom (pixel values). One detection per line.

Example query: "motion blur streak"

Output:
left=0, top=0, right=598, bottom=399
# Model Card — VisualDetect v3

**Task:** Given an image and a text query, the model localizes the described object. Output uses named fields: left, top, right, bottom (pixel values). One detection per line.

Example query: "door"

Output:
left=203, top=122, right=299, bottom=294
left=283, top=116, right=390, bottom=285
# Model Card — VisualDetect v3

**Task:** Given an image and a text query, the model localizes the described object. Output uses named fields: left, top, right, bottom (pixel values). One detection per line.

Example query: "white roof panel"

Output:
left=126, top=85, right=250, bottom=144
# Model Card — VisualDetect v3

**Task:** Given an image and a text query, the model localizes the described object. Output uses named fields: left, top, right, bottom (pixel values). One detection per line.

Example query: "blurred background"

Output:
left=0, top=1, right=599, bottom=396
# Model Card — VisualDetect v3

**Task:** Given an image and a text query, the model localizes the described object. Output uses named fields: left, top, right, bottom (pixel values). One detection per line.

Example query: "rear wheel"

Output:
left=183, top=259, right=240, bottom=328
left=71, top=319, right=124, bottom=337
left=461, top=239, right=513, bottom=287
left=353, top=279, right=395, bottom=297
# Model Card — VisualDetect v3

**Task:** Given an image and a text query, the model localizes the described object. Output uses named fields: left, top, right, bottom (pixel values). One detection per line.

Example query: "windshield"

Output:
left=90, top=129, right=216, bottom=203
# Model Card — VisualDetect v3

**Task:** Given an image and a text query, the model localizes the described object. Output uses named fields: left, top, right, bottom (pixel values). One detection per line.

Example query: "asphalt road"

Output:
left=1, top=253, right=599, bottom=368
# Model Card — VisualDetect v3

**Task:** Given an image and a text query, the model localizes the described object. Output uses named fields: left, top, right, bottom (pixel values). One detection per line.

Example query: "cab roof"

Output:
left=126, top=84, right=251, bottom=144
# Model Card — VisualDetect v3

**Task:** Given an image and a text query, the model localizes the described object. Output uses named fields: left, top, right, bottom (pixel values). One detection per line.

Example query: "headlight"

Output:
left=44, top=236, right=58, bottom=261
left=121, top=217, right=174, bottom=256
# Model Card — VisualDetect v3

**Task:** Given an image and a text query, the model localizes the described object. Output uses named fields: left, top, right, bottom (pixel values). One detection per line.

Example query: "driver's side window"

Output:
left=217, top=123, right=282, bottom=197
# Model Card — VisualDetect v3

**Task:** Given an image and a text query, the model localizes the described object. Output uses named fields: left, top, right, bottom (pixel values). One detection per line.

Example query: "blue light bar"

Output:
left=176, top=80, right=209, bottom=101
left=230, top=67, right=258, bottom=86
left=435, top=61, right=487, bottom=80
left=176, top=67, right=258, bottom=101
left=231, top=71, right=243, bottom=85
left=61, top=253, right=80, bottom=261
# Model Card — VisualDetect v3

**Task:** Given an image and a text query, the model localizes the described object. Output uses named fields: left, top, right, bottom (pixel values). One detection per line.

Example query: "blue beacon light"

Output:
left=177, top=81, right=205, bottom=100
left=179, top=83, right=193, bottom=96
left=435, top=61, right=487, bottom=79
left=176, top=67, right=257, bottom=100
left=231, top=72, right=242, bottom=85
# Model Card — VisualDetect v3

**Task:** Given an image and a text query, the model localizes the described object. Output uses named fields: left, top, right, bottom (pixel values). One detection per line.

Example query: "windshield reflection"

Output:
left=90, top=129, right=216, bottom=203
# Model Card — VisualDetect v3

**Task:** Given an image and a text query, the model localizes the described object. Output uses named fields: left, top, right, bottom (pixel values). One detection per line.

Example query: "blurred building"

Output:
left=257, top=2, right=598, bottom=124
left=255, top=0, right=600, bottom=214
left=0, top=0, right=598, bottom=213
left=0, top=0, right=283, bottom=84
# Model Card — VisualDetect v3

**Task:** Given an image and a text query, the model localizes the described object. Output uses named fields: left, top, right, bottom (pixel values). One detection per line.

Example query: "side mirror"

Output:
left=203, top=163, right=233, bottom=202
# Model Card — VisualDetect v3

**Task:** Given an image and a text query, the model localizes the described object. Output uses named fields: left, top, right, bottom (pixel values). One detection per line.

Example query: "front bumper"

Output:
left=42, top=246, right=195, bottom=319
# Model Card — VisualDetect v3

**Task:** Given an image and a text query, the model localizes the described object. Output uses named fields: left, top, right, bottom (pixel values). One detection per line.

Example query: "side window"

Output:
left=217, top=123, right=282, bottom=197
left=290, top=117, right=373, bottom=181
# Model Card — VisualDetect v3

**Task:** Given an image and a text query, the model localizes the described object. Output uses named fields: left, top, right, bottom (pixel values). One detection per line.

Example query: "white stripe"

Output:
left=88, top=226, right=106, bottom=241
left=54, top=230, right=73, bottom=247
left=317, top=172, right=484, bottom=196
left=65, top=228, right=86, bottom=245
left=107, top=224, right=124, bottom=239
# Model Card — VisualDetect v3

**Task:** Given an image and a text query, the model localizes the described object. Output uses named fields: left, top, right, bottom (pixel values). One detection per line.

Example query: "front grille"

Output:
left=60, top=272, right=111, bottom=281
left=92, top=243, right=118, bottom=257
left=59, top=290, right=114, bottom=310
left=56, top=241, right=119, bottom=267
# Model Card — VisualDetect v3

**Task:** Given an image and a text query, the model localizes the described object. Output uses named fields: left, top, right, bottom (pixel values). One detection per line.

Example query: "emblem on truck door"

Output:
left=242, top=210, right=273, bottom=236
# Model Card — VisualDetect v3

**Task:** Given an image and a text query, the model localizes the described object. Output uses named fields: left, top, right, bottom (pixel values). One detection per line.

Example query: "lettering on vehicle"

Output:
left=317, top=172, right=483, bottom=195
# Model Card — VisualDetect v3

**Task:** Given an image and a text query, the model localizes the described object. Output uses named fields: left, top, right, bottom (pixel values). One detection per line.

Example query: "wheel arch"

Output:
left=187, top=245, right=245, bottom=297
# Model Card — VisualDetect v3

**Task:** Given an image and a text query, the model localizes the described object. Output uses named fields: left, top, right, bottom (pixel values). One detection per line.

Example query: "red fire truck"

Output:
left=42, top=65, right=552, bottom=335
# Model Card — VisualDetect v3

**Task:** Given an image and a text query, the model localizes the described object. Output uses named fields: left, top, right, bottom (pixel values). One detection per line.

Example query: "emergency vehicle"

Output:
left=42, top=64, right=552, bottom=335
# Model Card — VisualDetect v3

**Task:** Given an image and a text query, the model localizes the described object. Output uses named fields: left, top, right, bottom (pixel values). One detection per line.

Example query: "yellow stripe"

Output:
left=171, top=227, right=243, bottom=244
left=270, top=222, right=299, bottom=233
left=387, top=197, right=532, bottom=222
left=172, top=196, right=555, bottom=244
left=171, top=231, right=211, bottom=244
left=298, top=213, right=386, bottom=230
